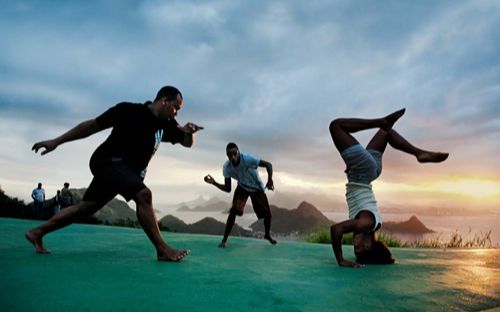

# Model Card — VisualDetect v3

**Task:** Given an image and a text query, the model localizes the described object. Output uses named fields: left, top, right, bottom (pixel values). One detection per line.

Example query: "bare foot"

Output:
left=417, top=151, right=449, bottom=163
left=264, top=235, right=277, bottom=245
left=25, top=230, right=51, bottom=254
left=382, top=108, right=405, bottom=131
left=218, top=241, right=227, bottom=248
left=157, top=248, right=190, bottom=262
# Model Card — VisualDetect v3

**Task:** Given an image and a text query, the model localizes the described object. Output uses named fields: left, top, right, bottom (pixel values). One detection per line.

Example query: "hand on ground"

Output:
left=339, top=260, right=364, bottom=268
left=218, top=241, right=227, bottom=248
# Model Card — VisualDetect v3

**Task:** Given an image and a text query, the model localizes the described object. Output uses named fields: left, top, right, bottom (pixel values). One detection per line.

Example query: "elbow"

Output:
left=331, top=224, right=342, bottom=242
left=182, top=139, right=194, bottom=148
left=183, top=135, right=194, bottom=148
left=330, top=224, right=336, bottom=237
left=82, top=119, right=102, bottom=135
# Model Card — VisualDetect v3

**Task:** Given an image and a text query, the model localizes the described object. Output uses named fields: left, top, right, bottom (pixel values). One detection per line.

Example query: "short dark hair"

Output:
left=226, top=142, right=238, bottom=150
left=356, top=240, right=395, bottom=264
left=155, top=86, right=182, bottom=101
left=64, top=182, right=70, bottom=188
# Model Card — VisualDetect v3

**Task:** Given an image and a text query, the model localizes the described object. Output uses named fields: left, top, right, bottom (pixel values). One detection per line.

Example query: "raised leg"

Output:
left=366, top=129, right=448, bottom=162
left=329, top=109, right=405, bottom=152
left=365, top=129, right=390, bottom=154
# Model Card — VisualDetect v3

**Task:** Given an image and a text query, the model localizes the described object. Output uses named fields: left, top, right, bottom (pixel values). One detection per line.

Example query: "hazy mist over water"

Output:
left=156, top=209, right=500, bottom=246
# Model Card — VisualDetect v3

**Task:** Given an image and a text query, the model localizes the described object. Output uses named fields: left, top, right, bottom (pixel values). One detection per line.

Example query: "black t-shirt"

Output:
left=90, top=102, right=184, bottom=175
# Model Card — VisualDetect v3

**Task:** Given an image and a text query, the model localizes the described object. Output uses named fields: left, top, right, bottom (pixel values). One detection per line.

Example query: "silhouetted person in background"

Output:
left=53, top=190, right=62, bottom=215
left=31, top=182, right=45, bottom=220
left=60, top=182, right=74, bottom=209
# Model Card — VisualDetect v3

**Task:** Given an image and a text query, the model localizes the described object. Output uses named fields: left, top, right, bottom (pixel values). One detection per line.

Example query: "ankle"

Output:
left=30, top=228, right=43, bottom=237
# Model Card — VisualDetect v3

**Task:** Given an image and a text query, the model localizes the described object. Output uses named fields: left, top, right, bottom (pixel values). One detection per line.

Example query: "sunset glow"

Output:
left=374, top=178, right=500, bottom=199
left=276, top=171, right=500, bottom=199
left=427, top=178, right=500, bottom=198
left=277, top=172, right=344, bottom=190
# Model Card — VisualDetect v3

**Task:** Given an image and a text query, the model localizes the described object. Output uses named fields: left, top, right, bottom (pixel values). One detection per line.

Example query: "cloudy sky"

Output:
left=1, top=0, right=499, bottom=213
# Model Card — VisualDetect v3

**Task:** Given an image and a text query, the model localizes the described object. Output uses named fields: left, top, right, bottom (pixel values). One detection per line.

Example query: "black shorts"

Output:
left=230, top=185, right=271, bottom=219
left=82, top=160, right=146, bottom=206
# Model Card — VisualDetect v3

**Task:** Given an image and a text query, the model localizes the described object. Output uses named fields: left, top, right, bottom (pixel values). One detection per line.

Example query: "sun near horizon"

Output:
left=273, top=166, right=500, bottom=212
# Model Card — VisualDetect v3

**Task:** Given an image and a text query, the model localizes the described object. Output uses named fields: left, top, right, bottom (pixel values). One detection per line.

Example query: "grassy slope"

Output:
left=0, top=218, right=498, bottom=312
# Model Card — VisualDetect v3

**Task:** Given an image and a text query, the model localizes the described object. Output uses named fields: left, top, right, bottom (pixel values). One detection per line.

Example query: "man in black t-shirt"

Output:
left=26, top=86, right=202, bottom=262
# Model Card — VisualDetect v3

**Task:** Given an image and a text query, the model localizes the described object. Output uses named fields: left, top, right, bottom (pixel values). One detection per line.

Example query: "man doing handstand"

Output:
left=329, top=109, right=448, bottom=267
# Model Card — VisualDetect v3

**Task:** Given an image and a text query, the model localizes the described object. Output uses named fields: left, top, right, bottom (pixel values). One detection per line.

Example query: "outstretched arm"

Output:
left=331, top=217, right=373, bottom=268
left=259, top=160, right=274, bottom=191
left=204, top=175, right=231, bottom=193
left=32, top=119, right=103, bottom=155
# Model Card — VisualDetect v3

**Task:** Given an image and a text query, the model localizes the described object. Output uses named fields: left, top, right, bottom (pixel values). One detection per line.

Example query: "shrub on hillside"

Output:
left=0, top=187, right=29, bottom=219
left=304, top=229, right=353, bottom=245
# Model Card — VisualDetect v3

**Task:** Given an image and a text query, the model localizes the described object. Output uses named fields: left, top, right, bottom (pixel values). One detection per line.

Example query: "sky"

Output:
left=0, top=0, right=499, bottom=213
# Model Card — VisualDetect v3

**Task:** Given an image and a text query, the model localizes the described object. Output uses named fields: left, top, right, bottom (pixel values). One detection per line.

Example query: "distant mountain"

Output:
left=184, top=195, right=213, bottom=208
left=176, top=204, right=192, bottom=212
left=3, top=185, right=436, bottom=239
left=158, top=215, right=251, bottom=237
left=176, top=196, right=229, bottom=212
left=381, top=216, right=434, bottom=234
left=379, top=206, right=478, bottom=216
left=268, top=191, right=346, bottom=212
left=159, top=215, right=188, bottom=232
left=250, top=201, right=332, bottom=235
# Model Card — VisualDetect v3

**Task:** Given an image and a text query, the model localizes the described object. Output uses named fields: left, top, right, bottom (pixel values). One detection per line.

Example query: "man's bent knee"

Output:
left=229, top=207, right=243, bottom=217
left=134, top=187, right=152, bottom=205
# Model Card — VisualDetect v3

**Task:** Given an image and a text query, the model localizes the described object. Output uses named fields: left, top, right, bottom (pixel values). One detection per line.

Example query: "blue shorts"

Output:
left=341, top=144, right=382, bottom=184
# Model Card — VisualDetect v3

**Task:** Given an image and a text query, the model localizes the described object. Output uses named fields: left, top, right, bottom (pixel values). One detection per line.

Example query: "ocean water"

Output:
left=325, top=212, right=500, bottom=247
left=158, top=210, right=500, bottom=246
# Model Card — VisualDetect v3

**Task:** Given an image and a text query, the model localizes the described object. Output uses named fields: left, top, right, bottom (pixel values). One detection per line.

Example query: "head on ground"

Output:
left=152, top=86, right=183, bottom=120
left=226, top=142, right=240, bottom=166
left=354, top=233, right=395, bottom=264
